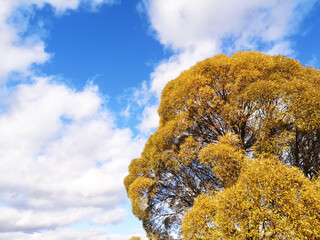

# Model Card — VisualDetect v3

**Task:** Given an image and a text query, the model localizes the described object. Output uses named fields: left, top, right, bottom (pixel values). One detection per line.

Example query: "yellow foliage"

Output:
left=124, top=158, right=150, bottom=193
left=128, top=177, right=154, bottom=219
left=199, top=133, right=245, bottom=187
left=182, top=158, right=320, bottom=239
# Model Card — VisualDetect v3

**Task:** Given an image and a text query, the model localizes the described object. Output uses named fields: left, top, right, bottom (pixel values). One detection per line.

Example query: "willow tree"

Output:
left=124, top=51, right=320, bottom=239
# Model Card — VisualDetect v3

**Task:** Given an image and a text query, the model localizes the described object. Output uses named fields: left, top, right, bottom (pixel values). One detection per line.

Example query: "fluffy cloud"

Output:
left=0, top=0, right=116, bottom=81
left=0, top=1, right=148, bottom=238
left=0, top=228, right=147, bottom=240
left=0, top=207, right=97, bottom=232
left=150, top=41, right=219, bottom=98
left=137, top=105, right=159, bottom=134
left=0, top=77, right=145, bottom=233
left=136, top=0, right=318, bottom=133
left=0, top=10, right=49, bottom=81
left=144, top=0, right=315, bottom=52
left=0, top=207, right=127, bottom=232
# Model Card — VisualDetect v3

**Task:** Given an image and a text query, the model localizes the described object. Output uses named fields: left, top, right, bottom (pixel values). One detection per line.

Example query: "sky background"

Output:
left=0, top=0, right=320, bottom=239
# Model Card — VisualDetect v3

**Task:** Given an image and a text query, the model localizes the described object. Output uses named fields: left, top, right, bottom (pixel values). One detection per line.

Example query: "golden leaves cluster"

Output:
left=199, top=134, right=245, bottom=188
left=182, top=158, right=320, bottom=239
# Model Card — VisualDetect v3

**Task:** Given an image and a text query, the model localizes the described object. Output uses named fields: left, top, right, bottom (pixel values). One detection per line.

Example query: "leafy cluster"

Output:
left=124, top=51, right=320, bottom=239
left=182, top=157, right=320, bottom=239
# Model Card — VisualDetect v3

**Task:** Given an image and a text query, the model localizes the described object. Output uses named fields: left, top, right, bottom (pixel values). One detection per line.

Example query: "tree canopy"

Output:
left=124, top=51, right=320, bottom=239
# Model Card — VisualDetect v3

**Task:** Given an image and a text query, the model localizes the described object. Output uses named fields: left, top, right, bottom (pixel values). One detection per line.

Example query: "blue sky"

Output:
left=0, top=0, right=320, bottom=239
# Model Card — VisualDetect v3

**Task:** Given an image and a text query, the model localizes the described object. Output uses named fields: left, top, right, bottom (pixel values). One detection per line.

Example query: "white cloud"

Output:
left=90, top=208, right=127, bottom=225
left=265, top=41, right=294, bottom=56
left=0, top=1, right=149, bottom=237
left=307, top=54, right=319, bottom=68
left=144, top=0, right=315, bottom=52
left=150, top=41, right=219, bottom=98
left=137, top=105, right=159, bottom=134
left=120, top=104, right=131, bottom=119
left=0, top=77, right=145, bottom=232
left=0, top=0, right=116, bottom=81
left=0, top=206, right=98, bottom=232
left=0, top=228, right=147, bottom=240
left=0, top=15, right=49, bottom=81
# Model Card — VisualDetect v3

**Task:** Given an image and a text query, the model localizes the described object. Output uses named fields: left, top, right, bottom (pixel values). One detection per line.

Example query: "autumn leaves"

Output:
left=182, top=154, right=320, bottom=239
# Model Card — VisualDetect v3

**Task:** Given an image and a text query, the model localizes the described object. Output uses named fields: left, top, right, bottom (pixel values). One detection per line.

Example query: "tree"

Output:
left=124, top=51, right=320, bottom=238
